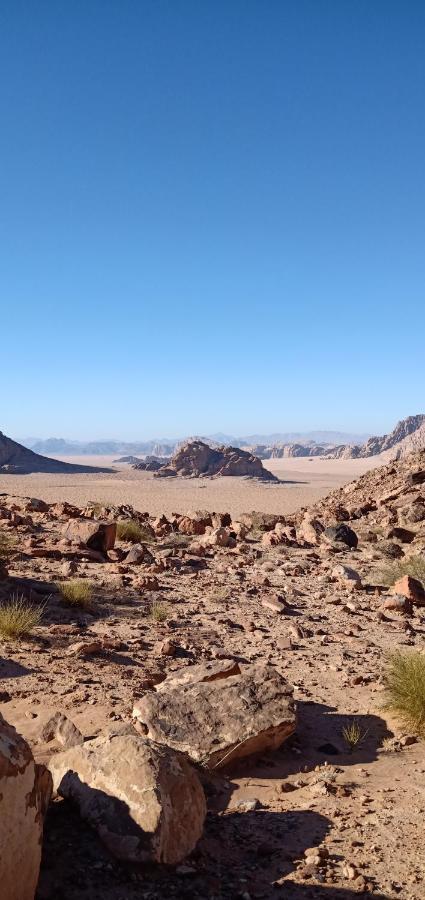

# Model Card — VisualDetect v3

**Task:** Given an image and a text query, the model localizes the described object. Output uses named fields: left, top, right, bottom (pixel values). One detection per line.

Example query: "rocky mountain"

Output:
left=23, top=430, right=370, bottom=457
left=27, top=438, right=176, bottom=457
left=150, top=440, right=277, bottom=480
left=248, top=415, right=425, bottom=461
left=331, top=414, right=425, bottom=460
left=0, top=431, right=112, bottom=474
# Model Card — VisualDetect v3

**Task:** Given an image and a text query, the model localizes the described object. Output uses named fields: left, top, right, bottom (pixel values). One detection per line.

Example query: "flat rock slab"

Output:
left=133, top=664, right=296, bottom=768
left=49, top=726, right=206, bottom=865
left=156, top=659, right=240, bottom=690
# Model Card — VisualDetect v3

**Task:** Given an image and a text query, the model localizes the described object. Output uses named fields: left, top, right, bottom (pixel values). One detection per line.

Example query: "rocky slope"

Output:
left=0, top=431, right=113, bottom=474
left=150, top=440, right=278, bottom=481
left=0, top=450, right=424, bottom=898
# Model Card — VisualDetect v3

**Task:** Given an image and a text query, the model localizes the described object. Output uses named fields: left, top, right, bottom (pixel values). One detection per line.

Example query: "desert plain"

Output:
left=0, top=455, right=382, bottom=518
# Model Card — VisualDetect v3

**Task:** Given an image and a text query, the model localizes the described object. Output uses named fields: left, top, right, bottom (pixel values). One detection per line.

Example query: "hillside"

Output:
left=0, top=431, right=112, bottom=474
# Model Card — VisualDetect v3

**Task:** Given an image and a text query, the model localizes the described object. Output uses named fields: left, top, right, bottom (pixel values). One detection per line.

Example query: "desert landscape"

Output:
left=0, top=454, right=380, bottom=518
left=3, top=4, right=425, bottom=898
left=1, top=420, right=425, bottom=899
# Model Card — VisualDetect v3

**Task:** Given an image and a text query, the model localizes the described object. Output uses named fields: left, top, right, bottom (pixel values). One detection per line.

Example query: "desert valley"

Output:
left=1, top=416, right=425, bottom=899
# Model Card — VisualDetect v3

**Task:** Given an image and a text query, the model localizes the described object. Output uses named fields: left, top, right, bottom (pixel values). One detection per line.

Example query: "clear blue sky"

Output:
left=1, top=1, right=424, bottom=440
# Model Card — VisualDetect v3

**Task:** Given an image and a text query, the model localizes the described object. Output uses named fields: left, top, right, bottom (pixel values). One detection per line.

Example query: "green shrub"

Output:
left=376, top=555, right=425, bottom=587
left=56, top=579, right=94, bottom=609
left=116, top=519, right=153, bottom=543
left=0, top=595, right=44, bottom=639
left=384, top=651, right=425, bottom=737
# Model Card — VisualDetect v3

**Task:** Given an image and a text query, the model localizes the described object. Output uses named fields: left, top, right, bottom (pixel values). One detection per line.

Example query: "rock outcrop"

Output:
left=151, top=440, right=277, bottom=481
left=133, top=455, right=171, bottom=471
left=0, top=431, right=112, bottom=474
left=49, top=726, right=206, bottom=865
left=133, top=663, right=296, bottom=767
left=0, top=713, right=52, bottom=900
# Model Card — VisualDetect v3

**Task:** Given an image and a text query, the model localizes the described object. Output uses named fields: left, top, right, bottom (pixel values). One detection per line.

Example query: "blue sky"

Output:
left=1, top=1, right=424, bottom=440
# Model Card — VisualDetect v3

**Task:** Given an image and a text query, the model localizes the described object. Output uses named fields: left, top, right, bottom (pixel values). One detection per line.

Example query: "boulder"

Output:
left=125, top=543, right=155, bottom=565
left=178, top=516, right=206, bottom=536
left=62, top=520, right=116, bottom=555
left=405, top=500, right=425, bottom=523
left=297, top=516, right=324, bottom=545
left=40, top=711, right=84, bottom=749
left=323, top=523, right=358, bottom=549
left=331, top=564, right=362, bottom=588
left=381, top=594, right=412, bottom=615
left=0, top=713, right=52, bottom=900
left=386, top=526, right=415, bottom=544
left=204, top=526, right=236, bottom=548
left=49, top=726, right=206, bottom=865
left=390, top=574, right=425, bottom=607
left=133, top=664, right=296, bottom=768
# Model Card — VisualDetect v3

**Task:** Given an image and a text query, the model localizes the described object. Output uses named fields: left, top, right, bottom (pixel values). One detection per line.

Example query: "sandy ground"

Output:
left=0, top=455, right=382, bottom=517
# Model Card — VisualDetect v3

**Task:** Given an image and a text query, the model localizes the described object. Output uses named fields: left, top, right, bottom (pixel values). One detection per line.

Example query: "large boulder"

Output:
left=49, top=726, right=206, bottom=865
left=62, top=519, right=116, bottom=555
left=133, top=664, right=296, bottom=768
left=0, top=713, right=52, bottom=900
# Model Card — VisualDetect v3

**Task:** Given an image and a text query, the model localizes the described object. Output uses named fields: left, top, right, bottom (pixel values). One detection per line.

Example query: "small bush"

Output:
left=56, top=579, right=94, bottom=609
left=377, top=555, right=425, bottom=587
left=341, top=718, right=368, bottom=753
left=116, top=519, right=153, bottom=543
left=0, top=595, right=44, bottom=639
left=0, top=531, right=15, bottom=563
left=384, top=651, right=425, bottom=737
left=148, top=599, right=169, bottom=622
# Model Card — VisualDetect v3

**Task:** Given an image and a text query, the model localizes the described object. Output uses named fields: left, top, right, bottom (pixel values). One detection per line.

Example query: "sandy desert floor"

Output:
left=0, top=456, right=383, bottom=517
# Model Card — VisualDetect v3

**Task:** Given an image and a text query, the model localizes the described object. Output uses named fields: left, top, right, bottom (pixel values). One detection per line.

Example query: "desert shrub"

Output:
left=376, top=555, right=425, bottom=587
left=0, top=531, right=15, bottom=563
left=148, top=598, right=169, bottom=622
left=56, top=579, right=94, bottom=609
left=341, top=718, right=368, bottom=753
left=383, top=651, right=425, bottom=737
left=116, top=519, right=153, bottom=543
left=0, top=594, right=44, bottom=639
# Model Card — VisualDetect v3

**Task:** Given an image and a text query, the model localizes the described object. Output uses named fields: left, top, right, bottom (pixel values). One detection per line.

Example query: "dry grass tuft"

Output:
left=383, top=650, right=425, bottom=737
left=56, top=579, right=94, bottom=609
left=376, top=555, right=425, bottom=587
left=341, top=718, right=368, bottom=753
left=117, top=519, right=153, bottom=543
left=0, top=594, right=44, bottom=639
left=148, top=598, right=170, bottom=622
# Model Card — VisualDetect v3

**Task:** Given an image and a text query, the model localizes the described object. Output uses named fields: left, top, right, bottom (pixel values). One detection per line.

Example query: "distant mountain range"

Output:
left=21, top=431, right=371, bottom=457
